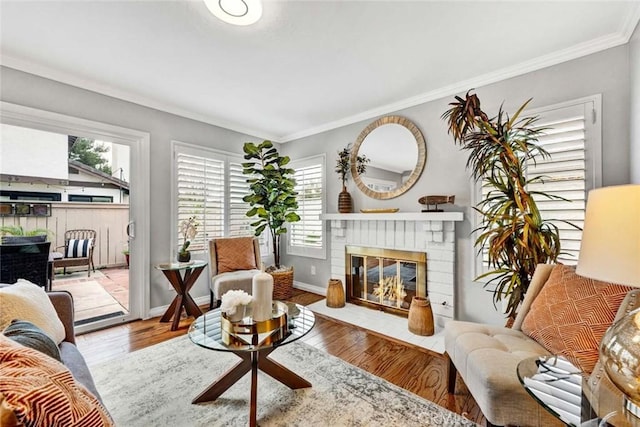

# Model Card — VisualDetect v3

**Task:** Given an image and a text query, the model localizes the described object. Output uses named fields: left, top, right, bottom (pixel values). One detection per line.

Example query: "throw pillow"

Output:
left=521, top=264, right=633, bottom=373
left=0, top=280, right=66, bottom=344
left=215, top=237, right=258, bottom=274
left=66, top=238, right=93, bottom=258
left=0, top=335, right=113, bottom=426
left=3, top=319, right=62, bottom=362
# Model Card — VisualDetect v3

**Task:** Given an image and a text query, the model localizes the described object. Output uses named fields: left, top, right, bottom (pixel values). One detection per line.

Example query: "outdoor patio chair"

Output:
left=53, top=229, right=96, bottom=277
left=0, top=241, right=52, bottom=288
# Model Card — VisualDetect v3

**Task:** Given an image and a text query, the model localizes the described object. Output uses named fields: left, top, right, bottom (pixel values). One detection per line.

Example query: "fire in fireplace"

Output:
left=345, top=246, right=426, bottom=316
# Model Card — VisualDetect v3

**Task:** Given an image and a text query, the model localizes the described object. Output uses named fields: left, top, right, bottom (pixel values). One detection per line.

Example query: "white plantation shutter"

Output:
left=528, top=103, right=590, bottom=264
left=176, top=152, right=224, bottom=252
left=475, top=96, right=601, bottom=275
left=287, top=155, right=326, bottom=259
left=228, top=160, right=254, bottom=237
left=174, top=144, right=264, bottom=255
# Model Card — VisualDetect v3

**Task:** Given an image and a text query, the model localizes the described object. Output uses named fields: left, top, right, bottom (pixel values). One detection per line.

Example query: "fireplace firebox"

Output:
left=345, top=246, right=426, bottom=317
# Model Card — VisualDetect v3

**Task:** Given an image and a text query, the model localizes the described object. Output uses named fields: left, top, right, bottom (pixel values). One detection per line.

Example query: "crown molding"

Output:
left=0, top=55, right=277, bottom=142
left=278, top=30, right=634, bottom=142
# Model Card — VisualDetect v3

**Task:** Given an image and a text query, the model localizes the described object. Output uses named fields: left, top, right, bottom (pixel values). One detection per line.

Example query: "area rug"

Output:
left=52, top=279, right=125, bottom=323
left=307, top=300, right=445, bottom=354
left=90, top=336, right=475, bottom=426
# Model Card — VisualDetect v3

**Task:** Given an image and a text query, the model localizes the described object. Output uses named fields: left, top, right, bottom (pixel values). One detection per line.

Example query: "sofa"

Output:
left=445, top=264, right=637, bottom=427
left=0, top=281, right=111, bottom=425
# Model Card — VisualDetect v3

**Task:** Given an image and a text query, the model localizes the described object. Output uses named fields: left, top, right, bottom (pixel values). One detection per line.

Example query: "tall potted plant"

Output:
left=442, top=90, right=572, bottom=319
left=335, top=143, right=369, bottom=213
left=242, top=140, right=300, bottom=298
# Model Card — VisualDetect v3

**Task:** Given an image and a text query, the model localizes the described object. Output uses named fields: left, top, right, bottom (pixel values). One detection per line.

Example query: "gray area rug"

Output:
left=90, top=336, right=476, bottom=426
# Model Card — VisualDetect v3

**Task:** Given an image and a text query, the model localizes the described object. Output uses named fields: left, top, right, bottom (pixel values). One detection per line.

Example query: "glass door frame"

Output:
left=0, top=101, right=150, bottom=332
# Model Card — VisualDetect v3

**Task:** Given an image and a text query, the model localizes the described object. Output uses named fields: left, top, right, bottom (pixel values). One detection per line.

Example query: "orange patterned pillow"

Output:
left=215, top=237, right=258, bottom=274
left=521, top=264, right=632, bottom=373
left=0, top=335, right=113, bottom=426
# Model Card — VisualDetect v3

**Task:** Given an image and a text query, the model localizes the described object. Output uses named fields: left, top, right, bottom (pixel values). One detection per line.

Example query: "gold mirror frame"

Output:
left=351, top=115, right=426, bottom=200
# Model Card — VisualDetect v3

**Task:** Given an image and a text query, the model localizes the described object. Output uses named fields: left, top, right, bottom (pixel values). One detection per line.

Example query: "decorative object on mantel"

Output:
left=326, top=279, right=345, bottom=308
left=442, top=90, right=577, bottom=319
left=408, top=296, right=434, bottom=336
left=360, top=208, right=399, bottom=213
left=242, top=140, right=300, bottom=299
left=418, top=195, right=455, bottom=212
left=336, top=143, right=369, bottom=213
left=177, top=216, right=198, bottom=263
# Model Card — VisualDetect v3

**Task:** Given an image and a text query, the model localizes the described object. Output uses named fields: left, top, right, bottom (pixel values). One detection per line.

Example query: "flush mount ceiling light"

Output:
left=204, top=0, right=262, bottom=26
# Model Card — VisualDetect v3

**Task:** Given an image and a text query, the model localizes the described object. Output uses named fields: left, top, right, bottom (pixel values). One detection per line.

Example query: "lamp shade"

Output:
left=575, top=184, right=640, bottom=288
left=577, top=185, right=640, bottom=420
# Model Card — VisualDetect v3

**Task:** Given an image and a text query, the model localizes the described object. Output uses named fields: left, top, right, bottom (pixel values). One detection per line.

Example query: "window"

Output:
left=287, top=155, right=325, bottom=259
left=173, top=143, right=260, bottom=254
left=474, top=95, right=601, bottom=275
left=0, top=190, right=61, bottom=201
left=68, top=194, right=113, bottom=203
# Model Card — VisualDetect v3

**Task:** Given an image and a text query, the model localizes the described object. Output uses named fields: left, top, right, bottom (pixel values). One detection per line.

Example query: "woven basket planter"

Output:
left=269, top=267, right=294, bottom=300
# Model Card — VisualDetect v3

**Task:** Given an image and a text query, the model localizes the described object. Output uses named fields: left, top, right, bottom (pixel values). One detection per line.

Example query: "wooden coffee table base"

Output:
left=192, top=347, right=311, bottom=427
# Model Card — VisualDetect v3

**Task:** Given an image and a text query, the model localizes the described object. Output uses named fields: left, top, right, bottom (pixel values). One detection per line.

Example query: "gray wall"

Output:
left=0, top=66, right=270, bottom=309
left=0, top=42, right=632, bottom=323
left=280, top=44, right=631, bottom=325
left=631, top=22, right=640, bottom=184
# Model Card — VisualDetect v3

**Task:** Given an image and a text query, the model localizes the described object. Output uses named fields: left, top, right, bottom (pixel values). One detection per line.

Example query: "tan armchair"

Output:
left=208, top=236, right=261, bottom=309
left=53, top=229, right=96, bottom=277
left=445, top=264, right=638, bottom=427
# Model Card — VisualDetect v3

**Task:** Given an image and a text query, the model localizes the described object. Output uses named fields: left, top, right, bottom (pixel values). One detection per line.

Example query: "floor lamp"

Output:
left=576, top=184, right=640, bottom=418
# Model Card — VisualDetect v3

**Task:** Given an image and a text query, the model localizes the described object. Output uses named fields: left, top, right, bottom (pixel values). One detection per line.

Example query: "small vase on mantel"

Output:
left=338, top=185, right=353, bottom=213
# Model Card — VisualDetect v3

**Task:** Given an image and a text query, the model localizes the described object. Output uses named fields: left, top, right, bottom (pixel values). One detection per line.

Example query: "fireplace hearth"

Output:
left=346, top=246, right=426, bottom=317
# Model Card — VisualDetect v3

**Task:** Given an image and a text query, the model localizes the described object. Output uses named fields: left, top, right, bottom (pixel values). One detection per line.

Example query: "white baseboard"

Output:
left=293, top=280, right=326, bottom=296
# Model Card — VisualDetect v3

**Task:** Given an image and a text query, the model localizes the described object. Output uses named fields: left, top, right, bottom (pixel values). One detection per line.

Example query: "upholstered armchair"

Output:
left=208, top=237, right=261, bottom=309
left=445, top=264, right=637, bottom=427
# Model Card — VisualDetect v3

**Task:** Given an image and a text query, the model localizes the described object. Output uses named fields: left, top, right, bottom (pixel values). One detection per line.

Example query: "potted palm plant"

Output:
left=442, top=90, right=575, bottom=319
left=242, top=140, right=300, bottom=299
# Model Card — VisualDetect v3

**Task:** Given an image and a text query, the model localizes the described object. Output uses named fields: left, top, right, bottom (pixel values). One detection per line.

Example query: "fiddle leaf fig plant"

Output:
left=242, top=140, right=300, bottom=270
left=442, top=90, right=576, bottom=319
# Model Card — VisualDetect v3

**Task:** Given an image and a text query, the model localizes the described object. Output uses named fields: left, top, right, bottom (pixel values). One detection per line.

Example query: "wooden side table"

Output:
left=155, top=260, right=207, bottom=330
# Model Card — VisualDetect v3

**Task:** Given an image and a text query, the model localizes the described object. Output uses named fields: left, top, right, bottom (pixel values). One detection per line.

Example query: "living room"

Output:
left=1, top=1, right=640, bottom=426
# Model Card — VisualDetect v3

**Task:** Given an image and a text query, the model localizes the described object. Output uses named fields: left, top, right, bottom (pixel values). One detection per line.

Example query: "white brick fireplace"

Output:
left=321, top=212, right=464, bottom=328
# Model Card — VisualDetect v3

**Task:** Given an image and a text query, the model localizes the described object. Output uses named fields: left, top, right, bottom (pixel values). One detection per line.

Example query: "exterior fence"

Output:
left=1, top=202, right=130, bottom=269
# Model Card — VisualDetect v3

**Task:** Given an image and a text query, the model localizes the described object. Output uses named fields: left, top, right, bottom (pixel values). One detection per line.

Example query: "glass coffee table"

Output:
left=188, top=302, right=315, bottom=427
left=517, top=355, right=639, bottom=427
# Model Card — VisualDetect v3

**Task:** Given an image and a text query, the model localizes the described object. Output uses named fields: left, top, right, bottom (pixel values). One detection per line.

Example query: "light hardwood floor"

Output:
left=77, top=288, right=485, bottom=425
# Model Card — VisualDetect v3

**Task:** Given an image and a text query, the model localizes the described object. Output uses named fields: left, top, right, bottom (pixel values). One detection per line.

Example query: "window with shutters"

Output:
left=473, top=95, right=602, bottom=277
left=287, top=155, right=326, bottom=259
left=173, top=142, right=264, bottom=256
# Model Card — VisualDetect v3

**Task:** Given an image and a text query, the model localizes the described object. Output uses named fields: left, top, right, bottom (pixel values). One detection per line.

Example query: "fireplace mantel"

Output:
left=322, top=210, right=464, bottom=330
left=321, top=212, right=463, bottom=222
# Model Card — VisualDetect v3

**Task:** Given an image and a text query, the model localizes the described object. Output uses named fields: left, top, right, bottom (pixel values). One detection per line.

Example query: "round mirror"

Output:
left=351, top=116, right=426, bottom=200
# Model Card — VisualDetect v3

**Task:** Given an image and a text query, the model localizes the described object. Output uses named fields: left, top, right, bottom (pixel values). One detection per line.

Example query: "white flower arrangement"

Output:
left=220, top=290, right=253, bottom=315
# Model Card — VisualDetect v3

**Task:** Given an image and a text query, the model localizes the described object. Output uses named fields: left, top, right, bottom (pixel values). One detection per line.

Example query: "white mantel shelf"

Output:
left=321, top=212, right=464, bottom=221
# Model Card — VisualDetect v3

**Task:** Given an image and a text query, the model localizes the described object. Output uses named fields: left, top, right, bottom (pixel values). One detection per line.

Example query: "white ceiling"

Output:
left=1, top=1, right=639, bottom=142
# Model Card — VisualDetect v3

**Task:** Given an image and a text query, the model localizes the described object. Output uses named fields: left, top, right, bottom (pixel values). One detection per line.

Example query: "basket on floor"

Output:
left=269, top=268, right=294, bottom=300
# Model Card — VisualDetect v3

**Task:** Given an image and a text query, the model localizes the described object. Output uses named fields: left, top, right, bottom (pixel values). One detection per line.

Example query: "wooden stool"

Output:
left=326, top=279, right=345, bottom=308
left=408, top=296, right=434, bottom=336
